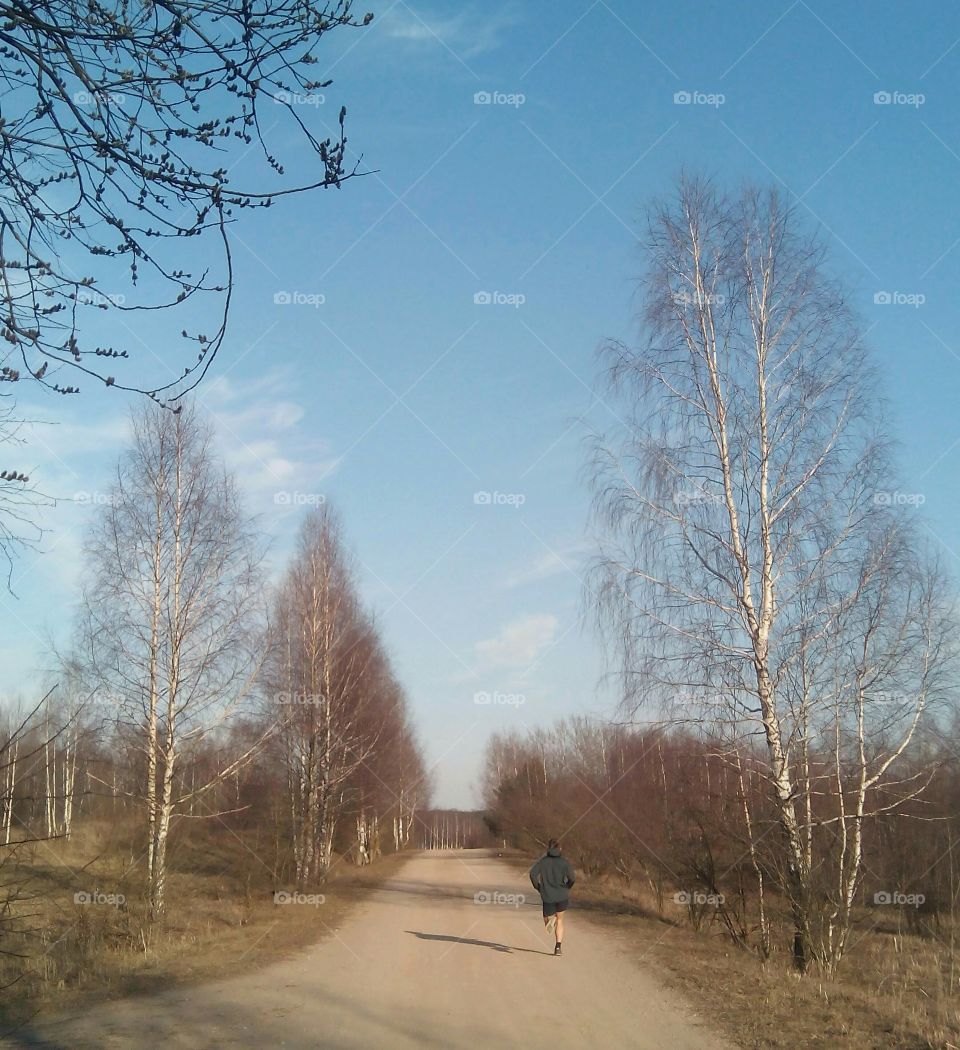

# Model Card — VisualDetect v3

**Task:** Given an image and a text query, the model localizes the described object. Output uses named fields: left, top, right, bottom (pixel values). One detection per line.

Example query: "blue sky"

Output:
left=4, top=1, right=960, bottom=807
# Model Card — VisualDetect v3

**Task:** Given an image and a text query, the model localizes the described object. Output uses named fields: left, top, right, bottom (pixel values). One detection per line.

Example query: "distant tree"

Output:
left=0, top=687, right=63, bottom=972
left=0, top=0, right=371, bottom=403
left=265, top=508, right=386, bottom=884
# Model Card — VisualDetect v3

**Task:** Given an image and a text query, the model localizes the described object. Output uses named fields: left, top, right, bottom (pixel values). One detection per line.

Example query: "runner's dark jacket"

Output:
left=529, top=846, right=576, bottom=904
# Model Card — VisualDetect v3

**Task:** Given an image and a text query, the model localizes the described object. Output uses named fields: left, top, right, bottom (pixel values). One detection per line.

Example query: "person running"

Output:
left=529, top=838, right=575, bottom=956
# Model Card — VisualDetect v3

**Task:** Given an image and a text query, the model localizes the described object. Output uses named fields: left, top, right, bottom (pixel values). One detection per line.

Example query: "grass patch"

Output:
left=498, top=851, right=960, bottom=1049
left=0, top=817, right=410, bottom=1033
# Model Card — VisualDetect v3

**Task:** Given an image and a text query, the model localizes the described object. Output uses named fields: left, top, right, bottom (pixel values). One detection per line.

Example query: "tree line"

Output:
left=0, top=402, right=430, bottom=926
left=483, top=718, right=960, bottom=971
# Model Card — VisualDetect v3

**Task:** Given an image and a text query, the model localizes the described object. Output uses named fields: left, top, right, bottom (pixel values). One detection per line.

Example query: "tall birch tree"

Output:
left=590, top=177, right=955, bottom=970
left=80, top=402, right=263, bottom=917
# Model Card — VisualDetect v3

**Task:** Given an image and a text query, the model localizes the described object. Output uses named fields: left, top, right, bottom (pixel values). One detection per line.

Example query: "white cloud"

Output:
left=382, top=5, right=521, bottom=59
left=474, top=613, right=559, bottom=670
left=197, top=370, right=339, bottom=510
left=10, top=368, right=339, bottom=608
left=502, top=539, right=591, bottom=589
left=18, top=413, right=130, bottom=489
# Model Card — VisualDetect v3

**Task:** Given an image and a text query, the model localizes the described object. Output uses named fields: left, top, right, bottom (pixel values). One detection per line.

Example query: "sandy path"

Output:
left=4, top=850, right=734, bottom=1049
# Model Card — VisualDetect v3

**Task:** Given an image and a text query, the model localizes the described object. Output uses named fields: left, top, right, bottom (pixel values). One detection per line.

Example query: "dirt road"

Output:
left=5, top=850, right=734, bottom=1049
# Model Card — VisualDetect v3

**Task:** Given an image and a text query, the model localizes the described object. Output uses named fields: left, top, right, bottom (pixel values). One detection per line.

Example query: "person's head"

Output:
left=547, top=838, right=560, bottom=852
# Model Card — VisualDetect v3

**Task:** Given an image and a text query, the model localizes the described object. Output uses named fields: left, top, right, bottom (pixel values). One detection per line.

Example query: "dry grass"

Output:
left=500, top=852, right=960, bottom=1049
left=9, top=834, right=959, bottom=1047
left=0, top=817, right=410, bottom=1032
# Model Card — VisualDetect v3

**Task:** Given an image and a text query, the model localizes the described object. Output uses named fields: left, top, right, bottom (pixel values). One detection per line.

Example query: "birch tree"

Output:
left=789, top=522, right=955, bottom=971
left=389, top=722, right=427, bottom=852
left=39, top=677, right=86, bottom=840
left=80, top=402, right=264, bottom=917
left=589, top=177, right=954, bottom=970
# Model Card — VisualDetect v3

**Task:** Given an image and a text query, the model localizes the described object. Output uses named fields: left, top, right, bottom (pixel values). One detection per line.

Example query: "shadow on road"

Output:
left=406, top=931, right=553, bottom=955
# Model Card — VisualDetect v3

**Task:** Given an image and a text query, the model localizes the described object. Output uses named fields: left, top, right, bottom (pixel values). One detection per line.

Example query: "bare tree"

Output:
left=388, top=721, right=427, bottom=853
left=0, top=0, right=371, bottom=403
left=79, top=401, right=264, bottom=917
left=589, top=176, right=955, bottom=970
left=790, top=523, right=956, bottom=971
left=0, top=687, right=64, bottom=974
left=265, top=507, right=385, bottom=885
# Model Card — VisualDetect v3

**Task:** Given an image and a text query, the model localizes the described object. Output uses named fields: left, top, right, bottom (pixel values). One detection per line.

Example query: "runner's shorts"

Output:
left=542, top=899, right=569, bottom=918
